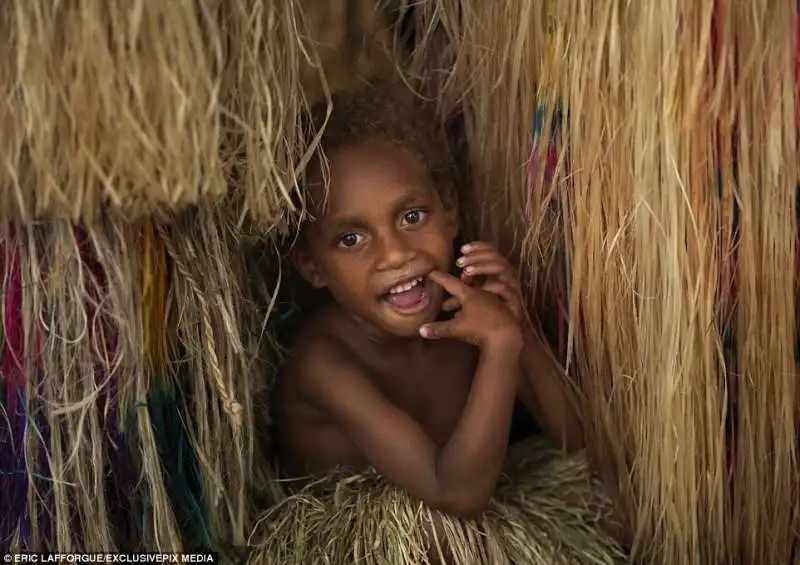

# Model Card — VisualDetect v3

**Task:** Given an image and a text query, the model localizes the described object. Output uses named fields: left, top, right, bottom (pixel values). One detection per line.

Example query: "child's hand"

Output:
left=445, top=241, right=525, bottom=324
left=420, top=270, right=523, bottom=352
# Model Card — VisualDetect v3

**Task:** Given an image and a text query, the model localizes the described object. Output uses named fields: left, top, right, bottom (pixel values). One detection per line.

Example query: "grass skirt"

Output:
left=247, top=437, right=627, bottom=564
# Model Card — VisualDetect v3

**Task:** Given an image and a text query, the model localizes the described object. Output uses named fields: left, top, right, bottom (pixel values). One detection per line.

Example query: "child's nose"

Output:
left=375, top=233, right=417, bottom=271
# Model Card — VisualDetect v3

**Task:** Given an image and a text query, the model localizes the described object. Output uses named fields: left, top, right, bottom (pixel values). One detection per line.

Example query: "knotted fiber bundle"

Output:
left=0, top=0, right=316, bottom=230
left=157, top=206, right=274, bottom=548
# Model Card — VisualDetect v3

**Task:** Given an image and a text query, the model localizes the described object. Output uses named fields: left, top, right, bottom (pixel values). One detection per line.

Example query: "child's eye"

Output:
left=337, top=233, right=364, bottom=249
left=401, top=209, right=427, bottom=226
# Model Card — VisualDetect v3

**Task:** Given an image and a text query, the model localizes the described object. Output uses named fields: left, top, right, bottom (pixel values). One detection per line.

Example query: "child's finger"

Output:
left=482, top=281, right=523, bottom=319
left=456, top=250, right=505, bottom=268
left=428, top=270, right=473, bottom=299
left=458, top=252, right=517, bottom=279
left=441, top=296, right=462, bottom=312
left=462, top=262, right=520, bottom=291
left=461, top=261, right=506, bottom=277
left=482, top=280, right=517, bottom=304
left=459, top=268, right=483, bottom=286
left=460, top=241, right=496, bottom=254
left=419, top=318, right=460, bottom=340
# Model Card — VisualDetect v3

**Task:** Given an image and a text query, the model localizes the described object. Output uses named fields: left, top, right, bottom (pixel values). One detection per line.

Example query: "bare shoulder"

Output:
left=283, top=305, right=364, bottom=398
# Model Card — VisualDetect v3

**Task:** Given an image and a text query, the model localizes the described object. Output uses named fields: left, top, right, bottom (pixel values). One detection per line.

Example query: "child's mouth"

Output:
left=382, top=276, right=431, bottom=315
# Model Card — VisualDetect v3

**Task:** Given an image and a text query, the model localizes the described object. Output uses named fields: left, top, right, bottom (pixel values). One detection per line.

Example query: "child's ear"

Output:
left=290, top=244, right=327, bottom=289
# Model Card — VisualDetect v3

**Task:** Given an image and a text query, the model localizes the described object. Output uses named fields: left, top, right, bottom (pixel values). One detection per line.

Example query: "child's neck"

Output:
left=343, top=309, right=432, bottom=358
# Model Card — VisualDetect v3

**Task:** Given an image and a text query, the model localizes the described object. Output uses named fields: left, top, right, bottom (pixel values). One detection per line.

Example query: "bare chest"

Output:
left=369, top=340, right=478, bottom=446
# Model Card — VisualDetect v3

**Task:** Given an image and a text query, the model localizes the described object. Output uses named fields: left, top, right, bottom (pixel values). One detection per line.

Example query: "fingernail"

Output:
left=461, top=244, right=471, bottom=253
left=419, top=325, right=428, bottom=337
left=456, top=257, right=465, bottom=266
left=464, top=266, right=473, bottom=274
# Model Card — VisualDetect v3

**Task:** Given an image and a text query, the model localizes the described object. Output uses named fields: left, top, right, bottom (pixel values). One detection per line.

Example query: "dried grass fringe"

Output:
left=247, top=438, right=626, bottom=565
left=158, top=206, right=273, bottom=547
left=0, top=0, right=317, bottom=230
left=0, top=0, right=328, bottom=546
left=0, top=207, right=277, bottom=551
left=727, top=0, right=799, bottom=563
left=2, top=218, right=151, bottom=550
left=2, top=0, right=798, bottom=561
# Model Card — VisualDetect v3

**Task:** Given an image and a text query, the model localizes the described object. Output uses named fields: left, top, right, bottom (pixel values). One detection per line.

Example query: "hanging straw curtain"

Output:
left=397, top=0, right=800, bottom=563
left=0, top=0, right=325, bottom=552
left=0, top=0, right=317, bottom=229
left=726, top=0, right=799, bottom=562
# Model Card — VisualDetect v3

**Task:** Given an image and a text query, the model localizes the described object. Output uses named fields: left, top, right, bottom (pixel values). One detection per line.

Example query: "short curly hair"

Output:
left=306, top=81, right=453, bottom=194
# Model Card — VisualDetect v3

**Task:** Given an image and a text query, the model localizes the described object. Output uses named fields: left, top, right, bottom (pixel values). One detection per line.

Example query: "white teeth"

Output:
left=388, top=277, right=423, bottom=294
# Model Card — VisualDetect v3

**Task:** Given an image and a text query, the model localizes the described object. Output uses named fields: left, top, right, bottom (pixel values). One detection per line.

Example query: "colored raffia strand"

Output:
left=141, top=219, right=169, bottom=378
left=94, top=217, right=190, bottom=551
left=0, top=216, right=201, bottom=551
left=6, top=219, right=154, bottom=550
left=0, top=224, right=31, bottom=549
left=729, top=0, right=799, bottom=562
left=136, top=218, right=210, bottom=547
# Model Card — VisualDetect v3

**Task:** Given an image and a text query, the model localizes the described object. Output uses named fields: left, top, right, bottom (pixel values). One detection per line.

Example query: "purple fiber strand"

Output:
left=0, top=384, right=29, bottom=552
left=17, top=388, right=29, bottom=547
left=1, top=230, right=30, bottom=550
left=35, top=374, right=52, bottom=548
left=0, top=390, right=9, bottom=551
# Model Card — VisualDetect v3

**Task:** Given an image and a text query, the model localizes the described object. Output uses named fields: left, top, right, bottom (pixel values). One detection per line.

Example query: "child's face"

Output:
left=295, top=138, right=459, bottom=338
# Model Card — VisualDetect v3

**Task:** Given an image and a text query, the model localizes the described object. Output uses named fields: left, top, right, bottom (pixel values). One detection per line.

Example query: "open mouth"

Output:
left=381, top=276, right=431, bottom=315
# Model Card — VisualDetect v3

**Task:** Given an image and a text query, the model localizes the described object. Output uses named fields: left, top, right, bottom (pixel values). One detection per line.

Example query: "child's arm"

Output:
left=291, top=272, right=522, bottom=518
left=453, top=241, right=584, bottom=450
left=517, top=324, right=584, bottom=450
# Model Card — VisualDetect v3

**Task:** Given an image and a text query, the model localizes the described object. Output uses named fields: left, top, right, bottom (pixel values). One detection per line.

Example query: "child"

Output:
left=261, top=83, right=624, bottom=564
